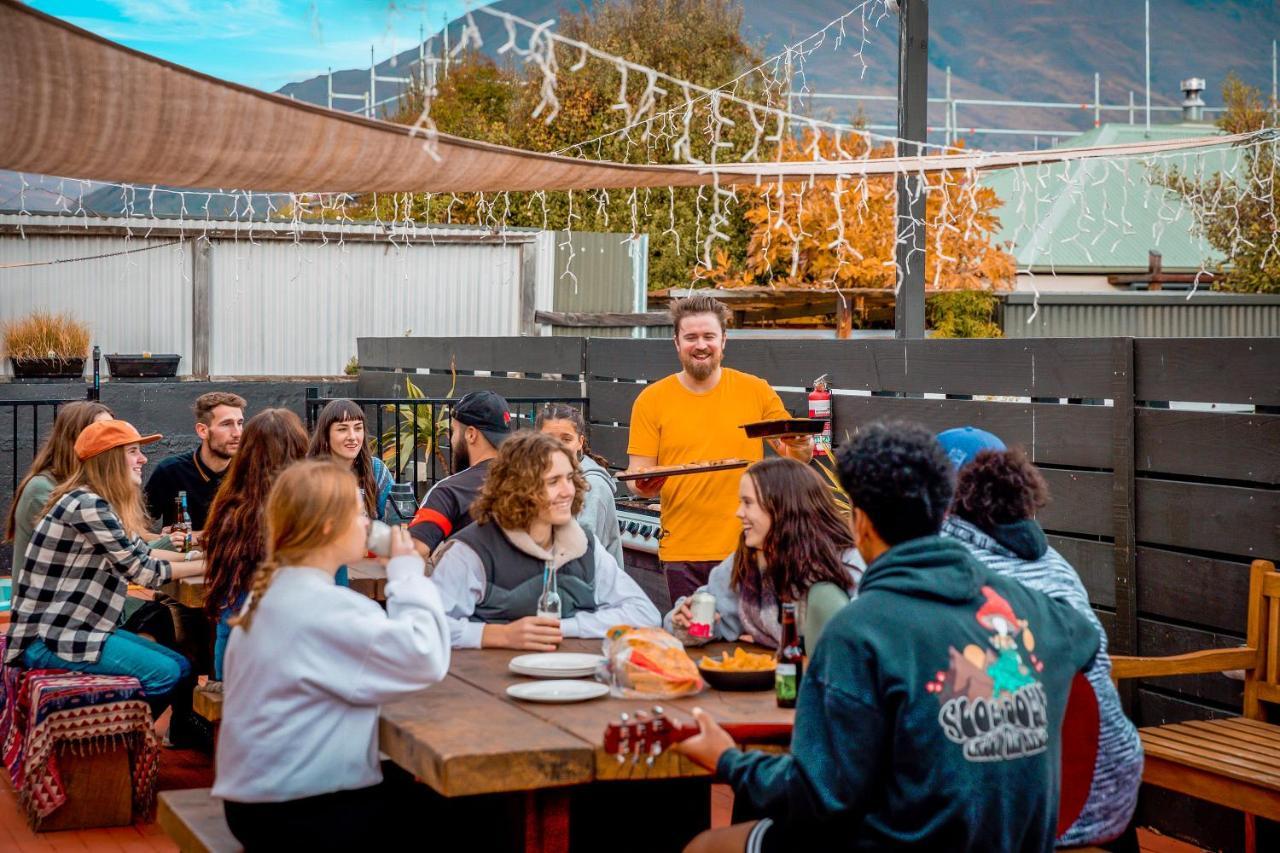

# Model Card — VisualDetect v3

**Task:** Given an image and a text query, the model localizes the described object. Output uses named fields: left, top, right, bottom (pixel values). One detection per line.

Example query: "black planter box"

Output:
left=8, top=356, right=85, bottom=379
left=106, top=353, right=181, bottom=379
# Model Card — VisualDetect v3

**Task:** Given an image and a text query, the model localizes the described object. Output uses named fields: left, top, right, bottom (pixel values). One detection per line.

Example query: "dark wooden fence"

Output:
left=360, top=334, right=1279, bottom=846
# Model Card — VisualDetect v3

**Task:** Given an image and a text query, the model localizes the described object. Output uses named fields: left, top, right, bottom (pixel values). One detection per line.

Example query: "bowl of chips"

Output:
left=697, top=648, right=777, bottom=691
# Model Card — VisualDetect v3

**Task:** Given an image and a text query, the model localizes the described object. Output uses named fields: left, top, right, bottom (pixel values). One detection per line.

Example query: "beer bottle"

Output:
left=776, top=601, right=803, bottom=708
left=171, top=492, right=188, bottom=553
left=178, top=491, right=193, bottom=552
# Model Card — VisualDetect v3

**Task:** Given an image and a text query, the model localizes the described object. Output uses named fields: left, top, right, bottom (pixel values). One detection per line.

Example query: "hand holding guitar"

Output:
left=672, top=707, right=736, bottom=771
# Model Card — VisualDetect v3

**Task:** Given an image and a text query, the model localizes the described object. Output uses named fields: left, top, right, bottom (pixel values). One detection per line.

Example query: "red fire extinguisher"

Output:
left=808, top=374, right=832, bottom=457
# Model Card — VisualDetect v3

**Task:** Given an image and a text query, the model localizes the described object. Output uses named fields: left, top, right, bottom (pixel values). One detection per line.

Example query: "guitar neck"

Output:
left=667, top=721, right=794, bottom=746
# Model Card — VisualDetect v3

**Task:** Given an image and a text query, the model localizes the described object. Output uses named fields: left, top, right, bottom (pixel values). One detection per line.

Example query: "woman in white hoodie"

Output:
left=213, top=459, right=450, bottom=849
left=431, top=431, right=659, bottom=651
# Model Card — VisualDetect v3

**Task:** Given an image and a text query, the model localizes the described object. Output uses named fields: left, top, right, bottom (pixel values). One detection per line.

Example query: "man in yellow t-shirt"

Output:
left=626, top=294, right=813, bottom=604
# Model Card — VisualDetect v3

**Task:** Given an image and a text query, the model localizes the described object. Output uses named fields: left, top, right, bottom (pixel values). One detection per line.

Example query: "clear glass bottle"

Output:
left=358, top=487, right=369, bottom=519
left=536, top=562, right=562, bottom=620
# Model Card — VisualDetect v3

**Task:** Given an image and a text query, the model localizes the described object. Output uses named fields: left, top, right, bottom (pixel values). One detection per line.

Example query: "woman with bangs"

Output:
left=5, top=420, right=204, bottom=720
left=213, top=459, right=450, bottom=849
left=431, top=431, right=660, bottom=650
left=664, top=457, right=865, bottom=651
left=202, top=408, right=310, bottom=683
left=308, top=399, right=395, bottom=521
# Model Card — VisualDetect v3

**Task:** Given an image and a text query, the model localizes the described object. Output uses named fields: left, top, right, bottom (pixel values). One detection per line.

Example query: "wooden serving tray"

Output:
left=615, top=459, right=750, bottom=481
left=739, top=418, right=825, bottom=439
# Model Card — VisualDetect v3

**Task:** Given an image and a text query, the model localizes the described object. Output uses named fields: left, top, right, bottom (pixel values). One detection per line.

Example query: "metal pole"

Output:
left=1129, top=90, right=1135, bottom=125
left=327, top=67, right=333, bottom=110
left=1273, top=39, right=1277, bottom=123
left=895, top=0, right=928, bottom=340
left=945, top=65, right=952, bottom=146
left=443, top=14, right=450, bottom=80
left=1094, top=72, right=1101, bottom=128
left=1144, top=0, right=1151, bottom=134
left=369, top=45, right=376, bottom=118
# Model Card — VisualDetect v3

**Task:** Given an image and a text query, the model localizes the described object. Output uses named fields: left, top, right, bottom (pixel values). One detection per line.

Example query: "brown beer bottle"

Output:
left=170, top=493, right=188, bottom=553
left=776, top=601, right=803, bottom=708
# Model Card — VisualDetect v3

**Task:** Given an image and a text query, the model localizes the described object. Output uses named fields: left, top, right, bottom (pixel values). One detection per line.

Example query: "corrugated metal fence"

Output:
left=0, top=216, right=642, bottom=376
left=1003, top=292, right=1280, bottom=338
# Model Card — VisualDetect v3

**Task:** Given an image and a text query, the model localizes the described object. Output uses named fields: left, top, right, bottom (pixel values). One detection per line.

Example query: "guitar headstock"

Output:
left=602, top=706, right=697, bottom=765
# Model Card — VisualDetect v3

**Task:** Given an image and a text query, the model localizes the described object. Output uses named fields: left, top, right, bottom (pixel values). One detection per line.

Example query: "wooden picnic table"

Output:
left=378, top=639, right=793, bottom=853
left=156, top=558, right=388, bottom=608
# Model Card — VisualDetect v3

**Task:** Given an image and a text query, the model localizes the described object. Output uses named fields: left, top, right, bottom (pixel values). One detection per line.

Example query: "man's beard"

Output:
left=680, top=351, right=720, bottom=381
left=206, top=437, right=237, bottom=461
left=452, top=440, right=471, bottom=472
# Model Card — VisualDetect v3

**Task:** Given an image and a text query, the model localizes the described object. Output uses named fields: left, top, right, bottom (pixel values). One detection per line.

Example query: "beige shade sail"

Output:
left=0, top=0, right=1259, bottom=195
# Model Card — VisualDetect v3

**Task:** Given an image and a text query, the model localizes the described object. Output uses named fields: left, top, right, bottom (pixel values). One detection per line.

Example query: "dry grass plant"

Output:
left=2, top=311, right=91, bottom=362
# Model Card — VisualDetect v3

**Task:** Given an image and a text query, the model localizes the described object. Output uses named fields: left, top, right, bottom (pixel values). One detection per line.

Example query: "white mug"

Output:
left=366, top=519, right=393, bottom=558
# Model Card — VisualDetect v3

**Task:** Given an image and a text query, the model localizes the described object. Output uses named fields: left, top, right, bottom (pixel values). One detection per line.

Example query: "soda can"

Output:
left=688, top=590, right=716, bottom=639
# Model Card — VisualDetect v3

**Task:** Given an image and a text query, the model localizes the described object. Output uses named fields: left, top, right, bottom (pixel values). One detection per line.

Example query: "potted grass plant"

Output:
left=2, top=311, right=90, bottom=379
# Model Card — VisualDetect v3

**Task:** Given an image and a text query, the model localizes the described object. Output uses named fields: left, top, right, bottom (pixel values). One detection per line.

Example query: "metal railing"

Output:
left=303, top=389, right=588, bottom=498
left=2, top=348, right=100, bottom=510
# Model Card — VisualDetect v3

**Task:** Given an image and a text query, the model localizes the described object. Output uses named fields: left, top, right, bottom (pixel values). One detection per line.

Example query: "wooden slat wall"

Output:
left=357, top=335, right=1279, bottom=741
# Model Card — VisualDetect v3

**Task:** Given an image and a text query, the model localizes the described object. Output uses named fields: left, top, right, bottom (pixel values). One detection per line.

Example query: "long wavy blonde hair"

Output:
left=233, top=459, right=358, bottom=631
left=44, top=444, right=152, bottom=538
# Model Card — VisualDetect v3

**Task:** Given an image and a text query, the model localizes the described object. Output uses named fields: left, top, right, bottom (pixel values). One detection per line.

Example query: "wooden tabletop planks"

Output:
left=379, top=675, right=594, bottom=797
left=409, top=640, right=793, bottom=784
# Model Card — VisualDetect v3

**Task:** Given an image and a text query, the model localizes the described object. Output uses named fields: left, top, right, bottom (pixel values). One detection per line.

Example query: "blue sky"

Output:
left=27, top=1, right=490, bottom=91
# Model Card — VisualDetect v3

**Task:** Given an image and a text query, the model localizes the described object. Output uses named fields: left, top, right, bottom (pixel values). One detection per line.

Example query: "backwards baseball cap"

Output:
left=936, top=426, right=1006, bottom=472
left=452, top=391, right=513, bottom=447
left=74, top=419, right=163, bottom=461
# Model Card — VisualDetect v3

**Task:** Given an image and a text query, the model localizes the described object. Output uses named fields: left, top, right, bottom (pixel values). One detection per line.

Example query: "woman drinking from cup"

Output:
left=213, top=459, right=450, bottom=848
left=663, top=457, right=864, bottom=651
left=4, top=420, right=203, bottom=721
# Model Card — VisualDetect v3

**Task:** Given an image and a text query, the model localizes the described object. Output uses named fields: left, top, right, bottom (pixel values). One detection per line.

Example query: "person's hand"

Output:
left=767, top=435, right=813, bottom=457
left=487, top=616, right=563, bottom=651
left=631, top=474, right=668, bottom=495
left=673, top=707, right=736, bottom=772
left=188, top=530, right=204, bottom=546
left=388, top=524, right=416, bottom=559
left=671, top=599, right=694, bottom=629
left=738, top=633, right=755, bottom=644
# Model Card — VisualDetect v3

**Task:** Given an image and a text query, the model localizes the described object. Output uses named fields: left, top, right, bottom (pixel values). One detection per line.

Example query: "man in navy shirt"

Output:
left=145, top=391, right=245, bottom=530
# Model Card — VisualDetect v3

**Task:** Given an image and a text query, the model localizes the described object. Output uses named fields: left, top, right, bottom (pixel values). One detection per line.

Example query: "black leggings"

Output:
left=224, top=783, right=398, bottom=851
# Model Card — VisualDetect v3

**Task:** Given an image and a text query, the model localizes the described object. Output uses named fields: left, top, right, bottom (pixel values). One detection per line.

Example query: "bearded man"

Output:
left=409, top=390, right=512, bottom=556
left=145, top=391, right=246, bottom=530
left=626, top=294, right=812, bottom=604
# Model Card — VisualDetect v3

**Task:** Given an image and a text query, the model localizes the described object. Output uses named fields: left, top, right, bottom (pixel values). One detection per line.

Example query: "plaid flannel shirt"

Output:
left=5, top=487, right=172, bottom=665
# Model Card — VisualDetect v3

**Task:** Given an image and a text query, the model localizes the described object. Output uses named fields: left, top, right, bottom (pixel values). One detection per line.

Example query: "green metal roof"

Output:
left=982, top=122, right=1237, bottom=273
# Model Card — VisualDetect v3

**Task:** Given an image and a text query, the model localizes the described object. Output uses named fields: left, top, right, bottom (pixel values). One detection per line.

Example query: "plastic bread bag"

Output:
left=599, top=625, right=705, bottom=698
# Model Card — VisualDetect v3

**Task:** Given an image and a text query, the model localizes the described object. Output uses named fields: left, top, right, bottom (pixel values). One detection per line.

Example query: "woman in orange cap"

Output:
left=4, top=420, right=205, bottom=720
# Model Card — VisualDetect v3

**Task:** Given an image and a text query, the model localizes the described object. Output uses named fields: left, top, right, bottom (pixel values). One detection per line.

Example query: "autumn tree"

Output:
left=1154, top=73, right=1279, bottom=293
left=323, top=0, right=779, bottom=290
left=698, top=128, right=1015, bottom=293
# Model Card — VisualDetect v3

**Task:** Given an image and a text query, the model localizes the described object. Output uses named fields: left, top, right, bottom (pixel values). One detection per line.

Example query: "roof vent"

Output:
left=1180, top=77, right=1206, bottom=122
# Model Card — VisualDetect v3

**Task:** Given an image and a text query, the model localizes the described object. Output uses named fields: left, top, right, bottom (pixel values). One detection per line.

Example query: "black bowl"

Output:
left=697, top=659, right=775, bottom=691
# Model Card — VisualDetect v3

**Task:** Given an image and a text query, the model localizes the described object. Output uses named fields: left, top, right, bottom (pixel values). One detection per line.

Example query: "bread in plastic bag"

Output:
left=599, top=625, right=705, bottom=698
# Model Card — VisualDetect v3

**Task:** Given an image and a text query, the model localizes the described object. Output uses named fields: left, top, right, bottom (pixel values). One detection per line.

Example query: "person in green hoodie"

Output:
left=676, top=421, right=1101, bottom=853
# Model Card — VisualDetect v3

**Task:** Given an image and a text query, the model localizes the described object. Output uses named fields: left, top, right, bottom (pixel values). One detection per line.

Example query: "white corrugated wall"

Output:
left=0, top=234, right=192, bottom=377
left=208, top=238, right=526, bottom=375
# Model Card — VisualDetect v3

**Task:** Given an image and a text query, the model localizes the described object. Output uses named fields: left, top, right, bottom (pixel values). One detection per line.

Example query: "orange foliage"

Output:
left=699, top=130, right=1015, bottom=291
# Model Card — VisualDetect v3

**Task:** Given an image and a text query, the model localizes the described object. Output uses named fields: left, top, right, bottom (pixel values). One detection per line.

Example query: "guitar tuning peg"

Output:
left=619, top=712, right=630, bottom=723
left=652, top=705, right=664, bottom=715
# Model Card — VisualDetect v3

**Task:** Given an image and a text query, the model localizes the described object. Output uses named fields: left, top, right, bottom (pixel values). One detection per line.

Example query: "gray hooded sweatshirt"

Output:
left=578, top=456, right=625, bottom=567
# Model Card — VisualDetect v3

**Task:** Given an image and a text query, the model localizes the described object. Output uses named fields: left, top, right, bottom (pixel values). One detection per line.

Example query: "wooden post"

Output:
left=191, top=237, right=211, bottom=379
left=894, top=0, right=928, bottom=339
left=836, top=294, right=854, bottom=339
left=1111, top=337, right=1138, bottom=709
left=1147, top=250, right=1163, bottom=291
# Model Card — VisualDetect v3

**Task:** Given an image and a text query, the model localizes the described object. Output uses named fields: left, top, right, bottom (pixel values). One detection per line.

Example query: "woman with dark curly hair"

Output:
left=938, top=427, right=1143, bottom=850
left=663, top=457, right=863, bottom=650
left=430, top=431, right=659, bottom=650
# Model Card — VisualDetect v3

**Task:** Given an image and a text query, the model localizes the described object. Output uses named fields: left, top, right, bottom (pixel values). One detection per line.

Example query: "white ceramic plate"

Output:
left=508, top=653, right=605, bottom=679
left=506, top=679, right=610, bottom=703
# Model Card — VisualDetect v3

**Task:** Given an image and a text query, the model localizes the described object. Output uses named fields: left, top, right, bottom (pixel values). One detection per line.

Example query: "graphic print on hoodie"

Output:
left=929, top=584, right=1051, bottom=763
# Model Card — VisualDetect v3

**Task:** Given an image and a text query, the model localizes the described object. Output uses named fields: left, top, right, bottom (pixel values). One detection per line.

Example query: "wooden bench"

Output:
left=1112, top=558, right=1279, bottom=853
left=157, top=788, right=242, bottom=853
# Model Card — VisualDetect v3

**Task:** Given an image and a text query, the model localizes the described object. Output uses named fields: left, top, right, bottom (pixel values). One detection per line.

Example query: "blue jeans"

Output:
left=23, top=629, right=193, bottom=713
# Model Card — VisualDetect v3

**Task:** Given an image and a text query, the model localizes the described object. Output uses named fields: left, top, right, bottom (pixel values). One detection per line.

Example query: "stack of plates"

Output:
left=508, top=652, right=604, bottom=679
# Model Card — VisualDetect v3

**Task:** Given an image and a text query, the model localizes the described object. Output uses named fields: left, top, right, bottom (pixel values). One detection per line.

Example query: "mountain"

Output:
left=276, top=0, right=1279, bottom=150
